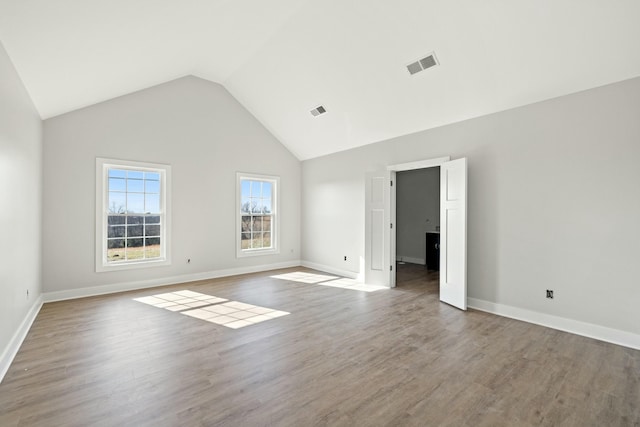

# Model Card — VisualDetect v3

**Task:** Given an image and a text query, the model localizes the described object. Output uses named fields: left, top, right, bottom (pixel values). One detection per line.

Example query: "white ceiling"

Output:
left=1, top=0, right=640, bottom=160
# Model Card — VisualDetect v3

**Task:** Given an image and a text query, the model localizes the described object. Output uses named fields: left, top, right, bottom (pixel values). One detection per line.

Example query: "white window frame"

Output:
left=95, top=158, right=172, bottom=272
left=236, top=172, right=280, bottom=258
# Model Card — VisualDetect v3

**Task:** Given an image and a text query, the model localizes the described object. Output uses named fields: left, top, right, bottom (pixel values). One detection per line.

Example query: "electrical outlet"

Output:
left=344, top=256, right=347, bottom=261
left=187, top=258, right=191, bottom=264
left=546, top=290, right=554, bottom=299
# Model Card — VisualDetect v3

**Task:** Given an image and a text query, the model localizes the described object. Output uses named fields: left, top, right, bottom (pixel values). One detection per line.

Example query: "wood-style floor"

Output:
left=1, top=264, right=639, bottom=426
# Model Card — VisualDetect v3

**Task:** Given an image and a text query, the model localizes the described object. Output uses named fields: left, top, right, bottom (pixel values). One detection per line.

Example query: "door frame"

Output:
left=387, top=156, right=451, bottom=288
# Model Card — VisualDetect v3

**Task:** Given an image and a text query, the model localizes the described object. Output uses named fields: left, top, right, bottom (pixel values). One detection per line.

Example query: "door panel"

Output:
left=370, top=209, right=385, bottom=270
left=440, top=158, right=467, bottom=310
left=365, top=171, right=390, bottom=286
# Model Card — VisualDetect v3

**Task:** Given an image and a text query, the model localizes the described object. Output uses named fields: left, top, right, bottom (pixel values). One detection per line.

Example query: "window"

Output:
left=96, top=158, right=171, bottom=271
left=237, top=173, right=279, bottom=257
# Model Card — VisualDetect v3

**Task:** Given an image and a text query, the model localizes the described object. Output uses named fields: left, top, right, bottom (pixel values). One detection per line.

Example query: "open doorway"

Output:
left=395, top=167, right=440, bottom=293
left=365, top=156, right=467, bottom=310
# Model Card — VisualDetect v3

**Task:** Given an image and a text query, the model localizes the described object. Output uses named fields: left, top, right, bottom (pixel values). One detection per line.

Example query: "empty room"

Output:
left=1, top=1, right=639, bottom=425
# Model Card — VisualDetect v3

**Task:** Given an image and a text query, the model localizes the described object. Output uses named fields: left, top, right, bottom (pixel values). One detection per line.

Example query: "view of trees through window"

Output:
left=240, top=179, right=273, bottom=250
left=107, top=168, right=162, bottom=262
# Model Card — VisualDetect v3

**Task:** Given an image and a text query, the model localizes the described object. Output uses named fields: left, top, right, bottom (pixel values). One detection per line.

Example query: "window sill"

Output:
left=96, top=257, right=171, bottom=273
left=236, top=248, right=279, bottom=258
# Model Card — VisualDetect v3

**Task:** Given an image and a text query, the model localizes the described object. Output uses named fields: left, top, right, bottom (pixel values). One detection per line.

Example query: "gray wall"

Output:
left=43, top=76, right=301, bottom=293
left=396, top=168, right=440, bottom=263
left=0, top=42, right=42, bottom=361
left=302, top=76, right=640, bottom=335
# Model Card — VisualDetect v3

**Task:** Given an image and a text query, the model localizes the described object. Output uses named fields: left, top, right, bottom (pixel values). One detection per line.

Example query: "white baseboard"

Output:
left=300, top=260, right=359, bottom=280
left=396, top=256, right=425, bottom=265
left=43, top=260, right=302, bottom=302
left=467, top=297, right=640, bottom=351
left=1, top=295, right=43, bottom=383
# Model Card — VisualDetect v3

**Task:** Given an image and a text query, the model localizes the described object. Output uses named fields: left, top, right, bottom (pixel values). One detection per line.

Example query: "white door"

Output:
left=390, top=171, right=397, bottom=288
left=365, top=171, right=391, bottom=286
left=439, top=158, right=467, bottom=310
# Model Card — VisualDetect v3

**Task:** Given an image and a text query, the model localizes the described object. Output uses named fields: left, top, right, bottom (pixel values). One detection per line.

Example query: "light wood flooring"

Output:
left=1, top=264, right=639, bottom=426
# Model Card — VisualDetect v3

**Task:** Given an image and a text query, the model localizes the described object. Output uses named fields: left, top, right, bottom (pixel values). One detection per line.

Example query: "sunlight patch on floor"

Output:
left=133, top=290, right=289, bottom=329
left=270, top=272, right=388, bottom=292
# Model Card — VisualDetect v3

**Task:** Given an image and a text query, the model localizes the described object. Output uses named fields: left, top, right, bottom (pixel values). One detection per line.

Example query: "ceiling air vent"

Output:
left=407, top=52, right=439, bottom=75
left=310, top=105, right=327, bottom=117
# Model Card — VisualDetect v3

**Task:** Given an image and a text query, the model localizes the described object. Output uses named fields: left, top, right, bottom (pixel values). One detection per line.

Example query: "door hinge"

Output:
left=390, top=223, right=393, bottom=229
left=390, top=180, right=393, bottom=186
left=390, top=265, right=393, bottom=271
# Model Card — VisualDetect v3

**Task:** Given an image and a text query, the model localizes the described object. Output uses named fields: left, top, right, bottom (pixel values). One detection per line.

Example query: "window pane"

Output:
left=250, top=181, right=262, bottom=197
left=252, top=216, right=263, bottom=232
left=252, top=232, right=263, bottom=249
left=241, top=233, right=251, bottom=249
left=145, top=242, right=161, bottom=259
left=109, top=169, right=126, bottom=178
left=127, top=237, right=144, bottom=247
left=145, top=179, right=160, bottom=193
left=127, top=215, right=144, bottom=224
left=127, top=178, right=144, bottom=192
left=107, top=239, right=125, bottom=262
left=127, top=193, right=145, bottom=213
left=263, top=215, right=272, bottom=233
left=145, top=224, right=160, bottom=237
left=128, top=225, right=143, bottom=237
left=108, top=225, right=126, bottom=238
left=241, top=216, right=251, bottom=233
left=262, top=182, right=272, bottom=198
left=146, top=237, right=160, bottom=246
left=241, top=180, right=251, bottom=198
left=108, top=192, right=126, bottom=213
left=145, top=172, right=160, bottom=181
left=108, top=215, right=126, bottom=225
left=108, top=238, right=125, bottom=249
left=262, top=198, right=272, bottom=213
left=126, top=245, right=144, bottom=260
left=108, top=178, right=126, bottom=192
left=146, top=215, right=160, bottom=224
left=251, top=198, right=262, bottom=213
left=127, top=171, right=143, bottom=180
left=263, top=232, right=272, bottom=248
left=145, top=194, right=160, bottom=214
left=241, top=197, right=251, bottom=213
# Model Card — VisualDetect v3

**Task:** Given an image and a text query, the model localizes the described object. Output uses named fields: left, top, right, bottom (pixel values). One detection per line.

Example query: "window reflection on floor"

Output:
left=270, top=272, right=388, bottom=292
left=133, top=290, right=289, bottom=329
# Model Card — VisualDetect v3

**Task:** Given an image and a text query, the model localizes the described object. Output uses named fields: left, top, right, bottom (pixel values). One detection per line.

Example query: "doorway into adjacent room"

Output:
left=365, top=155, right=467, bottom=310
left=395, top=167, right=441, bottom=294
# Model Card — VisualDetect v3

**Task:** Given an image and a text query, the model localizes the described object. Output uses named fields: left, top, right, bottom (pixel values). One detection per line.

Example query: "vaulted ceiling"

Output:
left=1, top=0, right=639, bottom=160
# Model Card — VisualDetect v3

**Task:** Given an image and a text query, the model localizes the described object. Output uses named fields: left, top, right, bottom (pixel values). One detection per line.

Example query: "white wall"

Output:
left=43, top=76, right=300, bottom=296
left=0, top=41, right=42, bottom=377
left=302, top=76, right=640, bottom=337
left=396, top=168, right=440, bottom=263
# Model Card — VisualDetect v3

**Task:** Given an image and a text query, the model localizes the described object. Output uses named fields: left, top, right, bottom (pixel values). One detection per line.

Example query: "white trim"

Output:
left=387, top=156, right=451, bottom=172
left=468, top=297, right=640, bottom=351
left=387, top=155, right=450, bottom=292
left=301, top=260, right=359, bottom=280
left=0, top=296, right=43, bottom=383
left=396, top=256, right=425, bottom=265
left=43, top=261, right=301, bottom=302
left=236, top=172, right=280, bottom=258
left=95, top=158, right=172, bottom=272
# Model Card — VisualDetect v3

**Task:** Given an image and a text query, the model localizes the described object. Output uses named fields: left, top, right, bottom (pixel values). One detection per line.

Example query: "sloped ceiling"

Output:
left=1, top=0, right=640, bottom=160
